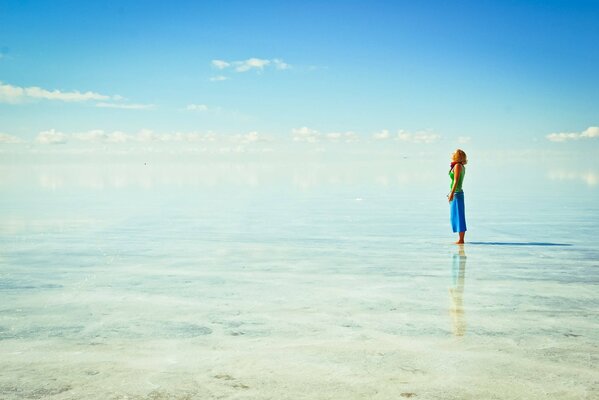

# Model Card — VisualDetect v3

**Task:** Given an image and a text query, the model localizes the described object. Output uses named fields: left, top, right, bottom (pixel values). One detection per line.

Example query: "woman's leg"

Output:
left=456, top=231, right=465, bottom=244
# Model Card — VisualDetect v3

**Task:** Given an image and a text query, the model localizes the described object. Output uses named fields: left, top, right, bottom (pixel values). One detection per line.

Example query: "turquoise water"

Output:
left=1, top=160, right=598, bottom=399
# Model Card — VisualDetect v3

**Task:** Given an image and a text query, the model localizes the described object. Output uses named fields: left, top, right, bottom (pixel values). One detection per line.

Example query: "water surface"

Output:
left=1, top=160, right=598, bottom=399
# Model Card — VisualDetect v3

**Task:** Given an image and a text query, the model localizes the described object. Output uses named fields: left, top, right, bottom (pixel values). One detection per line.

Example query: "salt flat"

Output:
left=1, top=160, right=598, bottom=399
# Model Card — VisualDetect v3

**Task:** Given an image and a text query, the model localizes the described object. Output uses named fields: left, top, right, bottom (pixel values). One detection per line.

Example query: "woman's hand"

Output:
left=448, top=192, right=454, bottom=202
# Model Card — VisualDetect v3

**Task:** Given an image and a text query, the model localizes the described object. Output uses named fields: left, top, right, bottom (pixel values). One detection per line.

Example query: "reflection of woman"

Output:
left=449, top=246, right=467, bottom=336
left=448, top=149, right=468, bottom=244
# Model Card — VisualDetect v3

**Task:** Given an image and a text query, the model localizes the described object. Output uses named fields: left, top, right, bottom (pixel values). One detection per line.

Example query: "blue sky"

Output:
left=0, top=0, right=598, bottom=152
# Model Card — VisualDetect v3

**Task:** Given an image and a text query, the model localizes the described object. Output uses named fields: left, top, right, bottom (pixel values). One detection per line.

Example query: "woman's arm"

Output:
left=448, top=164, right=461, bottom=202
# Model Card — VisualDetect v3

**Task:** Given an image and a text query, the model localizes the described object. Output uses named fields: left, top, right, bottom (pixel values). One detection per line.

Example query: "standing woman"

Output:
left=448, top=149, right=467, bottom=244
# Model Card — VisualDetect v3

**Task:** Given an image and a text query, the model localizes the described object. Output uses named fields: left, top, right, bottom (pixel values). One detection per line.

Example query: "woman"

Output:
left=448, top=149, right=467, bottom=244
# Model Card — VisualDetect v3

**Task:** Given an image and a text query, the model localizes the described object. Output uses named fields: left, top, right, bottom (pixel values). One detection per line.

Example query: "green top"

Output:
left=449, top=164, right=465, bottom=192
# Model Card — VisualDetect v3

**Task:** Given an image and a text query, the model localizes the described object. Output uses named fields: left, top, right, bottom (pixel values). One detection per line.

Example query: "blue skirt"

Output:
left=450, top=191, right=467, bottom=233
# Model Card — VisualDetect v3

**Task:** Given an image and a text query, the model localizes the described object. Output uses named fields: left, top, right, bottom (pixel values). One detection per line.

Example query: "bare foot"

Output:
left=455, top=241, right=464, bottom=244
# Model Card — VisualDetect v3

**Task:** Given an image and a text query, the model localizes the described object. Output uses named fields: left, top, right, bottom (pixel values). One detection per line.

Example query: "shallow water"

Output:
left=1, top=160, right=598, bottom=399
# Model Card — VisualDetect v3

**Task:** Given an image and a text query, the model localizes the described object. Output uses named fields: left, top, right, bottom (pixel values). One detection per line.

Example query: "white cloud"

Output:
left=292, top=127, right=359, bottom=144
left=209, top=75, right=229, bottom=82
left=186, top=104, right=209, bottom=112
left=546, top=132, right=578, bottom=142
left=582, top=126, right=599, bottom=138
left=95, top=102, right=154, bottom=110
left=176, top=132, right=218, bottom=142
left=73, top=130, right=130, bottom=143
left=136, top=129, right=165, bottom=142
left=546, top=126, right=599, bottom=142
left=373, top=129, right=390, bottom=140
left=583, top=172, right=599, bottom=186
left=0, top=133, right=23, bottom=143
left=63, top=129, right=223, bottom=144
left=326, top=131, right=358, bottom=142
left=292, top=127, right=320, bottom=143
left=71, top=129, right=164, bottom=143
left=243, top=131, right=261, bottom=142
left=235, top=58, right=270, bottom=72
left=72, top=129, right=106, bottom=142
left=211, top=58, right=291, bottom=74
left=457, top=136, right=471, bottom=144
left=211, top=60, right=230, bottom=69
left=14, top=129, right=264, bottom=150
left=133, top=129, right=224, bottom=143
left=36, top=129, right=68, bottom=144
left=548, top=170, right=599, bottom=186
left=106, top=131, right=129, bottom=143
left=0, top=81, right=111, bottom=104
left=231, top=131, right=269, bottom=145
left=0, top=81, right=152, bottom=110
left=397, top=129, right=441, bottom=144
left=272, top=59, right=290, bottom=70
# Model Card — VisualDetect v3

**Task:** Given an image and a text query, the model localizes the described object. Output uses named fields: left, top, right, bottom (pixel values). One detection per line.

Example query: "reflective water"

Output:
left=1, top=159, right=598, bottom=399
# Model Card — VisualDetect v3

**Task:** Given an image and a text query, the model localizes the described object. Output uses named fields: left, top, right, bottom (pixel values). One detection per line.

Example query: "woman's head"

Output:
left=452, top=149, right=468, bottom=165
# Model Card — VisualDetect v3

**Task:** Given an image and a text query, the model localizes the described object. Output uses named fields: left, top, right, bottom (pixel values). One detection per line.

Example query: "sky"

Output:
left=0, top=0, right=598, bottom=157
